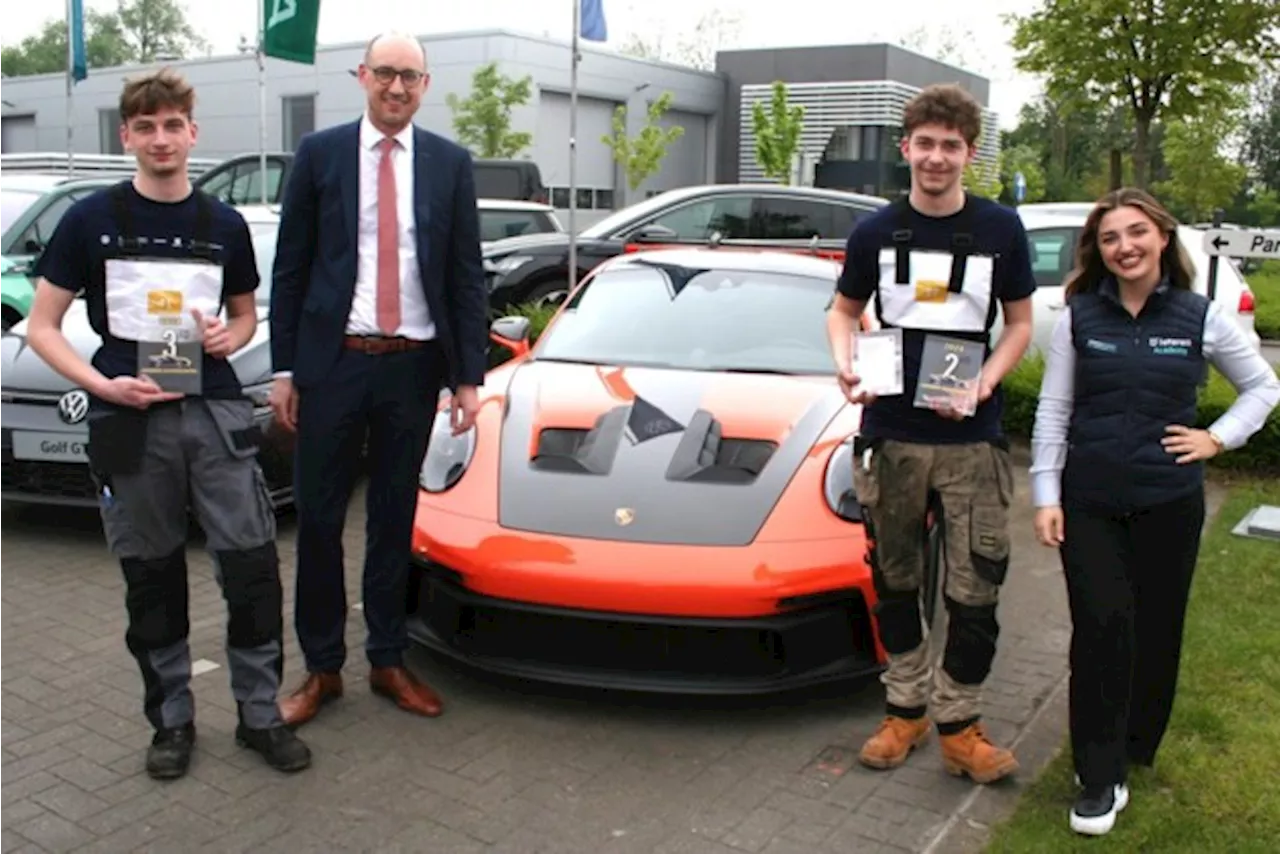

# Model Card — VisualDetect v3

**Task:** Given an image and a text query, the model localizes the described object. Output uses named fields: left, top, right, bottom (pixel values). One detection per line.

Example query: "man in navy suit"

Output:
left=268, top=31, right=487, bottom=726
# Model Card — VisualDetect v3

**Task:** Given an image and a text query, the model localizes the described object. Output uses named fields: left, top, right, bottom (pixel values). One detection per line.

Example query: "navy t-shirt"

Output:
left=34, top=180, right=259, bottom=400
left=837, top=194, right=1036, bottom=444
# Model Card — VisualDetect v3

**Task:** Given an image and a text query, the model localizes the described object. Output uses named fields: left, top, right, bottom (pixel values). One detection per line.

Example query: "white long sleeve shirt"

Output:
left=1029, top=302, right=1280, bottom=508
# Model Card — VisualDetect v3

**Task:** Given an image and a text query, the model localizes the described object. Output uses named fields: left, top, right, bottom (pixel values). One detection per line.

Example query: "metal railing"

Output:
left=0, top=152, right=222, bottom=178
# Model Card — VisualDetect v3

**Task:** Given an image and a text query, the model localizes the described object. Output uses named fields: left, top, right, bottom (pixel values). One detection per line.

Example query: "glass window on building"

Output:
left=99, top=108, right=123, bottom=154
left=282, top=95, right=315, bottom=152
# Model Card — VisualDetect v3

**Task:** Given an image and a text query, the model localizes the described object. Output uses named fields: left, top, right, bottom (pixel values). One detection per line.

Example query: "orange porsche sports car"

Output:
left=405, top=246, right=943, bottom=694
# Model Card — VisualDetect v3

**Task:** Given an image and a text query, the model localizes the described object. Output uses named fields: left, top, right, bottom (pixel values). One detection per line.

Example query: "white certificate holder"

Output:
left=851, top=328, right=904, bottom=397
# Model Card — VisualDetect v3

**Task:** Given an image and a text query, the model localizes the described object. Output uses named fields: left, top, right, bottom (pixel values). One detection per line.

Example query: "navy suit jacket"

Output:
left=268, top=120, right=488, bottom=390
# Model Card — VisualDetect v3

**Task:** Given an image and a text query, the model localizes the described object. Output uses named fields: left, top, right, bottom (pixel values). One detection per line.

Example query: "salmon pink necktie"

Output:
left=376, top=137, right=400, bottom=335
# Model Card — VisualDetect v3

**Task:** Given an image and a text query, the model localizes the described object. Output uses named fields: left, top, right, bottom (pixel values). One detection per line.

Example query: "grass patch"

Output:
left=1249, top=260, right=1280, bottom=341
left=984, top=478, right=1280, bottom=852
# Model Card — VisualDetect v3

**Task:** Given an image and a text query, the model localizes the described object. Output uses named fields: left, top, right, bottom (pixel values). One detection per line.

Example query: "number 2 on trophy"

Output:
left=939, top=352, right=959, bottom=380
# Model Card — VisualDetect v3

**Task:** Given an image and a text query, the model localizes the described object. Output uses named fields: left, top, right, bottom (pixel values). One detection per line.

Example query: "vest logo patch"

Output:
left=146, top=290, right=183, bottom=315
left=914, top=279, right=949, bottom=303
left=1149, top=336, right=1192, bottom=356
left=1084, top=338, right=1119, bottom=353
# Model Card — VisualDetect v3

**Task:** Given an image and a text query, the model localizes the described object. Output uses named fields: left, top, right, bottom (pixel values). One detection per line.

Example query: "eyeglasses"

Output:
left=369, top=66, right=425, bottom=86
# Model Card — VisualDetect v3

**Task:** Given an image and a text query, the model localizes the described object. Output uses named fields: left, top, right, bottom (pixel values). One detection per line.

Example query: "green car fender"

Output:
left=1, top=255, right=37, bottom=330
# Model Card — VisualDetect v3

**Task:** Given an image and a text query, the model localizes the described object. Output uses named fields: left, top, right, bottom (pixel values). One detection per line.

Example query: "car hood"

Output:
left=495, top=360, right=847, bottom=546
left=1, top=301, right=272, bottom=393
left=483, top=232, right=584, bottom=257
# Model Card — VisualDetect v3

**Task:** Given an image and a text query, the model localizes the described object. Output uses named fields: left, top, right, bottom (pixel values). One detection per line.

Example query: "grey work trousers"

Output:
left=91, top=398, right=285, bottom=731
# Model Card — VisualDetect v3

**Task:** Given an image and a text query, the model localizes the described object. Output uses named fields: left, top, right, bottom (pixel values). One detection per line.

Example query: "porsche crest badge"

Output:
left=614, top=507, right=635, bottom=526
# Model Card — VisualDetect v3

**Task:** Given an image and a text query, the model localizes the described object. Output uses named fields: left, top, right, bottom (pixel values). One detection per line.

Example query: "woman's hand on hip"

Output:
left=1034, top=506, right=1064, bottom=547
left=1162, top=424, right=1222, bottom=464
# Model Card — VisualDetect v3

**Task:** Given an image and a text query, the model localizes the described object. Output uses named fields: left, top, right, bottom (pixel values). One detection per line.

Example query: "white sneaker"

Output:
left=1070, top=783, right=1130, bottom=835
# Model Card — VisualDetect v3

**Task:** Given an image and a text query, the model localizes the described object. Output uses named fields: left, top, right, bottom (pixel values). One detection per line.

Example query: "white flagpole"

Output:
left=569, top=0, right=579, bottom=294
left=257, top=0, right=268, bottom=205
left=65, top=0, right=74, bottom=176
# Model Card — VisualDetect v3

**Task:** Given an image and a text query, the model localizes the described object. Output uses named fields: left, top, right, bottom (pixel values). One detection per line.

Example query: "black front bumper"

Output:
left=406, top=558, right=884, bottom=695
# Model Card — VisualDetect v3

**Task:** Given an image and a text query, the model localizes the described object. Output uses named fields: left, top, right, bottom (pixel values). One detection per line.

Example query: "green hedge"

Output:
left=1248, top=261, right=1280, bottom=341
left=486, top=302, right=559, bottom=369
left=1001, top=351, right=1280, bottom=475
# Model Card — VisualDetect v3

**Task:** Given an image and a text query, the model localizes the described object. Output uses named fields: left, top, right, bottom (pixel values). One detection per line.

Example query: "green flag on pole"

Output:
left=262, top=0, right=321, bottom=64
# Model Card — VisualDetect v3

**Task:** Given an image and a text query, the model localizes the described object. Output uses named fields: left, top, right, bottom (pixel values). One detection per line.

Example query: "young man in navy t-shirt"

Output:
left=25, top=68, right=311, bottom=780
left=825, top=83, right=1035, bottom=784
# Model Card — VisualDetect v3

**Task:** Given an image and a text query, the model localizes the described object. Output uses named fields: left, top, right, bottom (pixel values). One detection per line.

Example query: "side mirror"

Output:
left=23, top=238, right=42, bottom=255
left=489, top=315, right=532, bottom=358
left=629, top=223, right=678, bottom=244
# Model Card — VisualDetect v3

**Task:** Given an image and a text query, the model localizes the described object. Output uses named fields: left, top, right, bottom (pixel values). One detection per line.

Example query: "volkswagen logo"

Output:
left=57, top=389, right=90, bottom=425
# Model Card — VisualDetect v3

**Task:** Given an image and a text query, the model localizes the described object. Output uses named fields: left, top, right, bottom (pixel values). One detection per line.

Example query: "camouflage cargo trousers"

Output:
left=852, top=438, right=1015, bottom=726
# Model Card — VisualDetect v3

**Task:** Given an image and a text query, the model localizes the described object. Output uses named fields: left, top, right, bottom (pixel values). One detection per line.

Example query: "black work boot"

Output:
left=235, top=723, right=312, bottom=773
left=146, top=722, right=196, bottom=780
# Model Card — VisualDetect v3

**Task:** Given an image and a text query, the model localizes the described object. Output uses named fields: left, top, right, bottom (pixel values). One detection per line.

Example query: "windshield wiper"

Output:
left=702, top=366, right=810, bottom=376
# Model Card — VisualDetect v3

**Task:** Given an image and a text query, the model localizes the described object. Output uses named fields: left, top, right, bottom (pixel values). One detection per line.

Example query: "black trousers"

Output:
left=1059, top=489, right=1205, bottom=788
left=292, top=343, right=446, bottom=673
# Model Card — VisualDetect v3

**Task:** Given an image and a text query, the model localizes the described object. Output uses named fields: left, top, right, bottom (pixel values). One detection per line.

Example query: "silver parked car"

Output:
left=0, top=205, right=297, bottom=508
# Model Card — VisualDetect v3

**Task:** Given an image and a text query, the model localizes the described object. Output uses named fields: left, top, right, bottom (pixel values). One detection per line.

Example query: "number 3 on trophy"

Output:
left=161, top=328, right=178, bottom=359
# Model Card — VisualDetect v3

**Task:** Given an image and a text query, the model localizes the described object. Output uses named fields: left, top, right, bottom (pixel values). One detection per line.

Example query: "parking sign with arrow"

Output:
left=1202, top=228, right=1280, bottom=260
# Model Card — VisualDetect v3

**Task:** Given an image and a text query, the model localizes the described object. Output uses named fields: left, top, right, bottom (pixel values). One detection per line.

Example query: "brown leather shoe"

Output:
left=939, top=722, right=1019, bottom=784
left=278, top=672, right=343, bottom=727
left=369, top=666, right=444, bottom=717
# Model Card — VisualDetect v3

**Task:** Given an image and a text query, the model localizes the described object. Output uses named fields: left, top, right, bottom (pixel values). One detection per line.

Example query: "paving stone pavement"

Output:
left=3, top=445, right=1085, bottom=854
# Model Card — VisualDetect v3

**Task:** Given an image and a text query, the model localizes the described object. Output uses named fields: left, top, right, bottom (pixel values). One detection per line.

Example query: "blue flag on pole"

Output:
left=580, top=0, right=607, bottom=42
left=68, top=0, right=87, bottom=82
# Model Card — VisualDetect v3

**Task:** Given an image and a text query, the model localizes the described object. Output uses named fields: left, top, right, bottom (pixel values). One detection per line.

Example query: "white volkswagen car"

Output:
left=996, top=204, right=1262, bottom=358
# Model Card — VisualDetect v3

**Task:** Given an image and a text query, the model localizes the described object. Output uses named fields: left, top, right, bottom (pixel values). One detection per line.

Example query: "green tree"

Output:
left=601, top=91, right=684, bottom=192
left=1008, top=0, right=1280, bottom=190
left=1248, top=188, right=1280, bottom=227
left=1000, top=143, right=1047, bottom=204
left=1242, top=69, right=1280, bottom=194
left=444, top=62, right=534, bottom=159
left=964, top=155, right=1004, bottom=200
left=1155, top=97, right=1249, bottom=223
left=751, top=81, right=805, bottom=184
left=1, top=0, right=206, bottom=77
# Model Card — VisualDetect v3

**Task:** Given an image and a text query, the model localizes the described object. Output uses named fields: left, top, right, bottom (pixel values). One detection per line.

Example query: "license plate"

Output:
left=11, top=431, right=89, bottom=463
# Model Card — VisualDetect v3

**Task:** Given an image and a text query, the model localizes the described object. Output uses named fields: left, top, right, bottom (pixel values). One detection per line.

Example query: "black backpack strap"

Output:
left=188, top=190, right=218, bottom=260
left=109, top=181, right=144, bottom=255
left=948, top=195, right=976, bottom=294
left=888, top=198, right=914, bottom=284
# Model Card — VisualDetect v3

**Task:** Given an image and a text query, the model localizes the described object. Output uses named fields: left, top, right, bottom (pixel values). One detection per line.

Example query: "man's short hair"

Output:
left=119, top=67, right=195, bottom=123
left=901, top=83, right=983, bottom=147
left=363, top=31, right=428, bottom=68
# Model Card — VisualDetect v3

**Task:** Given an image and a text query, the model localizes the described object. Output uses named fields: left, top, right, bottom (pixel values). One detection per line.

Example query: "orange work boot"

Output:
left=938, top=722, right=1019, bottom=784
left=858, top=716, right=932, bottom=770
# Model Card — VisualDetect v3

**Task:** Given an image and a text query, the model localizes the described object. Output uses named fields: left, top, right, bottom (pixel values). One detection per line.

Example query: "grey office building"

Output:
left=0, top=30, right=994, bottom=210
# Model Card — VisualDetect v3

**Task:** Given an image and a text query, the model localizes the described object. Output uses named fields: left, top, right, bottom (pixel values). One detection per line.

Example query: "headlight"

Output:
left=822, top=435, right=862, bottom=522
left=419, top=404, right=477, bottom=492
left=483, top=255, right=532, bottom=279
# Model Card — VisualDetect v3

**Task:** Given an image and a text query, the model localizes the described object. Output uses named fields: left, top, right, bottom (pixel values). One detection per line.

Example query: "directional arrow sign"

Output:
left=1202, top=228, right=1280, bottom=259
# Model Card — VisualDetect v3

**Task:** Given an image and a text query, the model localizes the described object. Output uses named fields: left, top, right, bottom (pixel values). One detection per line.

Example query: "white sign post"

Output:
left=1201, top=227, right=1280, bottom=301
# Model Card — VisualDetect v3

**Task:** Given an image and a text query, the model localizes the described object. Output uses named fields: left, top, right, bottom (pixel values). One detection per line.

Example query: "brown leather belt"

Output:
left=343, top=335, right=428, bottom=355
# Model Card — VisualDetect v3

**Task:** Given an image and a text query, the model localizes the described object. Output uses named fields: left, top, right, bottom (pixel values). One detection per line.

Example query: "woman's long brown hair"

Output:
left=1062, top=188, right=1197, bottom=299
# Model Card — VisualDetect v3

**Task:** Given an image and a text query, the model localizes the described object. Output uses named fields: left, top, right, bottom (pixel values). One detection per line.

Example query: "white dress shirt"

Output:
left=1029, top=301, right=1280, bottom=507
left=346, top=113, right=435, bottom=340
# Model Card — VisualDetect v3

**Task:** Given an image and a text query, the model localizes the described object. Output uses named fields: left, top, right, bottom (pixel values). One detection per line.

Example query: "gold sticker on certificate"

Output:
left=914, top=334, right=982, bottom=416
left=146, top=290, right=183, bottom=314
left=914, top=279, right=948, bottom=303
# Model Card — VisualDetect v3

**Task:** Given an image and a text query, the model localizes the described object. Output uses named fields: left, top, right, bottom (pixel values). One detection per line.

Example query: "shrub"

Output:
left=1001, top=352, right=1280, bottom=476
left=1248, top=260, right=1280, bottom=341
left=485, top=301, right=560, bottom=369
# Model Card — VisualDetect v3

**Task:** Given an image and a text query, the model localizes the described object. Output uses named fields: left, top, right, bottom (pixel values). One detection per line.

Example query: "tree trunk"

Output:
left=1133, top=115, right=1151, bottom=190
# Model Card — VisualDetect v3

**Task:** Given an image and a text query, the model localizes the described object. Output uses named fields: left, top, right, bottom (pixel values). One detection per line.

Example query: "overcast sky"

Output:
left=3, top=0, right=1046, bottom=129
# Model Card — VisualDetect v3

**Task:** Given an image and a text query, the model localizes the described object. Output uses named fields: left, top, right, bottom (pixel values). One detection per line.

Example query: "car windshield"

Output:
left=534, top=260, right=838, bottom=375
left=1, top=189, right=43, bottom=240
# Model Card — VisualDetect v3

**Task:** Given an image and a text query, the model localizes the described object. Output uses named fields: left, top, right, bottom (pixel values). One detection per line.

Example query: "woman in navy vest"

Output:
left=1028, top=188, right=1280, bottom=837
